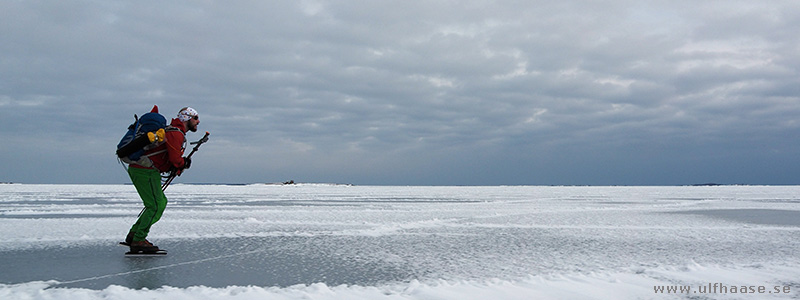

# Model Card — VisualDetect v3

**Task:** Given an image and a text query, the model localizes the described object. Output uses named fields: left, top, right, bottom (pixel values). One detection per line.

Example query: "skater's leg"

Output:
left=128, top=167, right=168, bottom=242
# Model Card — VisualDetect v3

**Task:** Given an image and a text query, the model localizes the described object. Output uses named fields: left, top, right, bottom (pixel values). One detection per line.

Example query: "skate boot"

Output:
left=123, top=231, right=134, bottom=246
left=129, top=240, right=159, bottom=253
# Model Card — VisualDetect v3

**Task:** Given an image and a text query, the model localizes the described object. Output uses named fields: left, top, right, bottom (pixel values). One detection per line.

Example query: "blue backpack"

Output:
left=116, top=106, right=169, bottom=167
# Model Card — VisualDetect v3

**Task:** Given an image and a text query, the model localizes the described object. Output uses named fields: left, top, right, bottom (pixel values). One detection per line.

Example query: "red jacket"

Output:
left=131, top=118, right=187, bottom=173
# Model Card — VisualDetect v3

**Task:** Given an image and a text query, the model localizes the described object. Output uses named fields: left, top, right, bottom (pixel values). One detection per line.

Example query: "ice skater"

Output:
left=123, top=107, right=199, bottom=253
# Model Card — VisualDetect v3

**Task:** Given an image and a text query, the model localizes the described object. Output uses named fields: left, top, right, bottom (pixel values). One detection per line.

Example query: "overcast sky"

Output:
left=2, top=1, right=799, bottom=185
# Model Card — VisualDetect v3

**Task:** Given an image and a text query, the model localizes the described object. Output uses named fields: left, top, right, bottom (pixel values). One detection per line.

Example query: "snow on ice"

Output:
left=1, top=184, right=799, bottom=299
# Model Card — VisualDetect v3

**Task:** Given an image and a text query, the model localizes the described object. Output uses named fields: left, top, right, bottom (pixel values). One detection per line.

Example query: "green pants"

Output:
left=128, top=167, right=168, bottom=242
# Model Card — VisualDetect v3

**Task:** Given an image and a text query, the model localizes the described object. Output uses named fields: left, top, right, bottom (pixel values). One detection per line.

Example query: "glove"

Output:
left=183, top=157, right=192, bottom=170
left=167, top=166, right=182, bottom=176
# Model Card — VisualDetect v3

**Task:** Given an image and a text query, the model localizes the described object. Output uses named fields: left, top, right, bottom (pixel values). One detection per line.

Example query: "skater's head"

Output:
left=178, top=107, right=200, bottom=132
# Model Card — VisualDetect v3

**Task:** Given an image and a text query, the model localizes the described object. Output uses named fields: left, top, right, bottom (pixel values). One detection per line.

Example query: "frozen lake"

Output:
left=1, top=184, right=799, bottom=299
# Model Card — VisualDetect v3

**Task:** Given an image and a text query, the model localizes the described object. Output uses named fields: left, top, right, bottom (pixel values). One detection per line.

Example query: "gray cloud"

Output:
left=1, top=0, right=799, bottom=185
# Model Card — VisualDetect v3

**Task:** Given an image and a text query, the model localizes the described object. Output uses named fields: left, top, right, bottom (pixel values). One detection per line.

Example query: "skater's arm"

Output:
left=165, top=131, right=186, bottom=170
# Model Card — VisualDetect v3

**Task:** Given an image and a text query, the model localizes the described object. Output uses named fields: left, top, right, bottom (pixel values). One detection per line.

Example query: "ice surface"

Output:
left=1, top=184, right=799, bottom=299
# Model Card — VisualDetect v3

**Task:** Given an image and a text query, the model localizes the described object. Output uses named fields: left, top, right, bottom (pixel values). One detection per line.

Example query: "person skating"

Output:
left=125, top=106, right=199, bottom=253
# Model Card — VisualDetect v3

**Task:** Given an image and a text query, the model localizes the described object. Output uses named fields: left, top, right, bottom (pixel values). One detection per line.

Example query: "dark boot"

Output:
left=130, top=240, right=159, bottom=253
left=124, top=231, right=134, bottom=246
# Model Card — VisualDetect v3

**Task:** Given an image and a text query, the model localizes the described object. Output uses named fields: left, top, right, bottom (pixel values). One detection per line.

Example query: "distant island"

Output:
left=259, top=180, right=354, bottom=186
